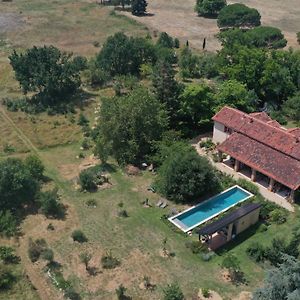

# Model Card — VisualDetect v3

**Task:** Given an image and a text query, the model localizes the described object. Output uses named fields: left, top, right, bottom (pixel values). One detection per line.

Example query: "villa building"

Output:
left=212, top=106, right=300, bottom=202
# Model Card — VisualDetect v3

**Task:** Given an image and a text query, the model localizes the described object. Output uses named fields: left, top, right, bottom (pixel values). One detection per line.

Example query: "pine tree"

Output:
left=131, top=0, right=147, bottom=16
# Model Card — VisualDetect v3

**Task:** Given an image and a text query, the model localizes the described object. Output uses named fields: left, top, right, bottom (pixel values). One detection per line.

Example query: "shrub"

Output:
left=118, top=209, right=129, bottom=218
left=185, top=241, right=208, bottom=254
left=116, top=284, right=127, bottom=300
left=202, top=287, right=210, bottom=298
left=201, top=252, right=215, bottom=262
left=79, top=169, right=97, bottom=191
left=297, top=32, right=300, bottom=45
left=28, top=238, right=48, bottom=262
left=269, top=209, right=287, bottom=224
left=163, top=283, right=184, bottom=300
left=0, top=210, right=18, bottom=237
left=64, top=286, right=81, bottom=300
left=0, top=247, right=19, bottom=264
left=101, top=251, right=120, bottom=269
left=259, top=200, right=280, bottom=220
left=264, top=238, right=286, bottom=266
left=77, top=113, right=89, bottom=126
left=86, top=199, right=97, bottom=207
left=246, top=242, right=265, bottom=262
left=41, top=248, right=54, bottom=263
left=71, top=230, right=88, bottom=243
left=81, top=138, right=90, bottom=150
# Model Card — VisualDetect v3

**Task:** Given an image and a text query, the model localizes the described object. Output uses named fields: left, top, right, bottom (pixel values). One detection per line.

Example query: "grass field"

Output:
left=124, top=0, right=300, bottom=51
left=1, top=0, right=300, bottom=299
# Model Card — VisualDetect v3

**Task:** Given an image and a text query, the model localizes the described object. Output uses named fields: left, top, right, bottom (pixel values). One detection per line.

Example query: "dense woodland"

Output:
left=2, top=0, right=300, bottom=299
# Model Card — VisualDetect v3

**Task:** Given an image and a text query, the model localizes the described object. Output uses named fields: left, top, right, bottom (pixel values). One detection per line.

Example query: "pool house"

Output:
left=213, top=106, right=300, bottom=203
left=197, top=203, right=261, bottom=250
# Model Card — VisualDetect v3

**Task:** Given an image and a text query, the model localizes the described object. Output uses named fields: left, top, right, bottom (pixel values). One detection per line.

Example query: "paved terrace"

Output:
left=192, top=141, right=294, bottom=212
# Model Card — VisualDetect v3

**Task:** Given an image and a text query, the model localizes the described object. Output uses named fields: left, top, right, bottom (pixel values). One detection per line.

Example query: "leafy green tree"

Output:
left=155, top=144, right=220, bottom=202
left=96, top=88, right=168, bottom=165
left=152, top=60, right=183, bottom=126
left=178, top=46, right=199, bottom=79
left=283, top=92, right=300, bottom=124
left=195, top=0, right=227, bottom=17
left=0, top=266, right=15, bottom=290
left=217, top=3, right=261, bottom=29
left=253, top=255, right=300, bottom=300
left=9, top=46, right=83, bottom=103
left=219, top=26, right=287, bottom=49
left=157, top=32, right=174, bottom=49
left=214, top=79, right=259, bottom=112
left=131, top=0, right=147, bottom=15
left=97, top=32, right=156, bottom=76
left=24, top=155, right=45, bottom=181
left=219, top=45, right=267, bottom=97
left=163, top=283, right=184, bottom=300
left=198, top=52, right=219, bottom=78
left=178, top=83, right=215, bottom=133
left=0, top=211, right=17, bottom=237
left=260, top=51, right=296, bottom=105
left=0, top=158, right=39, bottom=211
left=39, top=188, right=65, bottom=219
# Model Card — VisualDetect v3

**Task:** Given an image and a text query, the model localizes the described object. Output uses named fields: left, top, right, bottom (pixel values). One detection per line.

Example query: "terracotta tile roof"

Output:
left=288, top=128, right=300, bottom=138
left=213, top=106, right=300, bottom=160
left=249, top=112, right=273, bottom=123
left=217, top=133, right=300, bottom=190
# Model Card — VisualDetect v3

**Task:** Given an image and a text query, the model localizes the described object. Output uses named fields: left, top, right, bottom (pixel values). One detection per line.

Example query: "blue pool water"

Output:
left=173, top=186, right=252, bottom=231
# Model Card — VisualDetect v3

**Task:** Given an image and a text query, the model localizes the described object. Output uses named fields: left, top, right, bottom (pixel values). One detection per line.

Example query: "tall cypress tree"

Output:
left=131, top=0, right=147, bottom=16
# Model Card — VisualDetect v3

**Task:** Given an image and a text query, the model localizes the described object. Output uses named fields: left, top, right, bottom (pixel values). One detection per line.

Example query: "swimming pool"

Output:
left=169, top=185, right=253, bottom=232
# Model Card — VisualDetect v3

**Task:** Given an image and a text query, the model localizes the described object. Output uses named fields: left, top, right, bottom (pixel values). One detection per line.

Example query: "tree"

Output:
left=178, top=83, right=215, bottom=133
left=131, top=0, right=147, bottom=15
left=152, top=60, right=183, bottom=126
left=253, top=255, right=300, bottom=300
left=0, top=247, right=19, bottom=264
left=9, top=46, right=83, bottom=104
left=219, top=26, right=287, bottom=49
left=155, top=143, right=220, bottom=202
left=79, top=252, right=92, bottom=271
left=116, top=284, right=127, bottom=300
left=283, top=92, right=300, bottom=124
left=96, top=88, right=168, bottom=165
left=24, top=155, right=45, bottom=181
left=163, top=283, right=184, bottom=300
left=0, top=211, right=17, bottom=237
left=178, top=46, right=199, bottom=79
left=195, top=0, right=227, bottom=17
left=39, top=188, right=65, bottom=218
left=0, top=158, right=39, bottom=211
left=217, top=3, right=261, bottom=29
left=157, top=32, right=174, bottom=49
left=214, top=79, right=259, bottom=112
left=221, top=253, right=242, bottom=283
left=0, top=265, right=15, bottom=290
left=96, top=32, right=156, bottom=76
